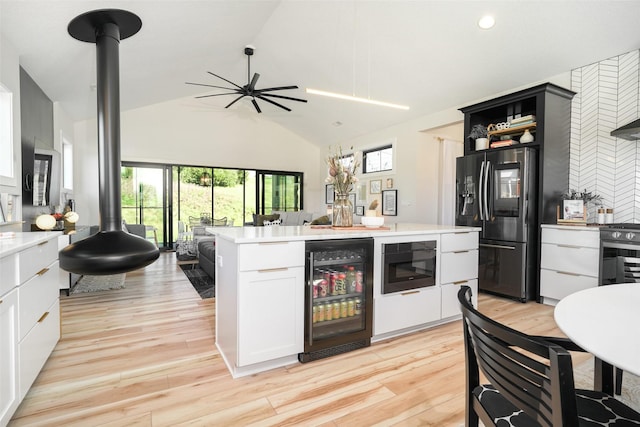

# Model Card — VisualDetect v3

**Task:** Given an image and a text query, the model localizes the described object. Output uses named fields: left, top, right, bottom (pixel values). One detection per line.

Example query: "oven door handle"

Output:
left=602, top=241, right=640, bottom=251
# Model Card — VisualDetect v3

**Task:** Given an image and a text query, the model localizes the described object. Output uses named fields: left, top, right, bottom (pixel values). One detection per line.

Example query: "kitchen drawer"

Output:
left=238, top=241, right=304, bottom=271
left=374, top=286, right=441, bottom=336
left=18, top=298, right=60, bottom=400
left=541, top=228, right=599, bottom=248
left=540, top=243, right=598, bottom=277
left=440, top=249, right=478, bottom=284
left=18, top=238, right=57, bottom=283
left=18, top=261, right=59, bottom=341
left=441, top=279, right=478, bottom=319
left=0, top=253, right=18, bottom=296
left=440, top=231, right=478, bottom=253
left=540, top=268, right=598, bottom=302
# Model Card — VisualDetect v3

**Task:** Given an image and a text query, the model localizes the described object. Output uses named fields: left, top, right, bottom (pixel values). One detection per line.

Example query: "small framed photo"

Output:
left=349, top=193, right=356, bottom=208
left=386, top=178, right=393, bottom=188
left=355, top=205, right=364, bottom=216
left=0, top=200, right=5, bottom=223
left=325, top=184, right=335, bottom=204
left=562, top=199, right=585, bottom=220
left=370, top=179, right=382, bottom=194
left=382, top=190, right=397, bottom=216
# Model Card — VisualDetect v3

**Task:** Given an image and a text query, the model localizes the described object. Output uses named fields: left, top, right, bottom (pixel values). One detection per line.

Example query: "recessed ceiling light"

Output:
left=478, top=15, right=495, bottom=30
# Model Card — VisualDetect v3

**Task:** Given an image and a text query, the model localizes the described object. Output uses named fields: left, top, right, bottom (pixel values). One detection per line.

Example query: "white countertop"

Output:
left=207, top=223, right=481, bottom=244
left=0, top=231, right=62, bottom=258
left=554, top=283, right=640, bottom=376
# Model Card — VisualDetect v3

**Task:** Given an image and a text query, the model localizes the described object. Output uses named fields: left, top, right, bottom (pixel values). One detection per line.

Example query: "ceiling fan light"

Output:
left=306, top=88, right=410, bottom=110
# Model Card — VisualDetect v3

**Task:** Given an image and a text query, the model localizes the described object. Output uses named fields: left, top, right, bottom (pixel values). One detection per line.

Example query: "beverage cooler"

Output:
left=299, top=238, right=374, bottom=363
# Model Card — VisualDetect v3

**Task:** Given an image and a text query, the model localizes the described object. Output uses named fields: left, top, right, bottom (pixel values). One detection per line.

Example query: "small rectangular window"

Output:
left=0, top=84, right=14, bottom=179
left=363, top=144, right=393, bottom=174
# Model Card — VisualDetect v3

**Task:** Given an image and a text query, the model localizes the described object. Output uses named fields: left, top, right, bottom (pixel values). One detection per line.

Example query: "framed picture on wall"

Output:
left=382, top=190, right=397, bottom=216
left=370, top=179, right=381, bottom=194
left=355, top=205, right=364, bottom=216
left=325, top=184, right=335, bottom=204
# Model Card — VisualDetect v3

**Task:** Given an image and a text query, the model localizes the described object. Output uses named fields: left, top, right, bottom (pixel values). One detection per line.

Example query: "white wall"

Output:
left=73, top=96, right=323, bottom=225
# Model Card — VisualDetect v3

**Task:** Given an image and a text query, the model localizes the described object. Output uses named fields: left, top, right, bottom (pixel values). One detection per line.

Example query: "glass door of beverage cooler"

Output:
left=301, top=238, right=373, bottom=363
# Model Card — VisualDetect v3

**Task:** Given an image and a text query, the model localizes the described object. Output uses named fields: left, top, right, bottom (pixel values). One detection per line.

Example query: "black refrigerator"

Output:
left=299, top=238, right=373, bottom=363
left=455, top=147, right=537, bottom=301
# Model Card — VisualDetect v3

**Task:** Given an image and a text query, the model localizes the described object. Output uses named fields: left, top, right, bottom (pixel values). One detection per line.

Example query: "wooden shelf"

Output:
left=488, top=122, right=537, bottom=138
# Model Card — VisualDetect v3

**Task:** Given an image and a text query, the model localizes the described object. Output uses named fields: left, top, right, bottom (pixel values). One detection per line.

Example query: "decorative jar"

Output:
left=332, top=193, right=353, bottom=227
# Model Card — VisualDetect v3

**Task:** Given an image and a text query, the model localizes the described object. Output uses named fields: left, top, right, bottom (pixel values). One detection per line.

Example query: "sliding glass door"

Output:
left=256, top=171, right=302, bottom=214
left=121, top=164, right=169, bottom=247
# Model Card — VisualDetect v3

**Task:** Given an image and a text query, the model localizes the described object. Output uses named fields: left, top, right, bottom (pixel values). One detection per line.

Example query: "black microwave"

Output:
left=382, top=241, right=437, bottom=294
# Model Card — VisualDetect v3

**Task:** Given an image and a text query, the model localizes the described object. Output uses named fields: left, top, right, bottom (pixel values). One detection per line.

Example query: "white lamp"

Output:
left=64, top=211, right=80, bottom=224
left=35, top=214, right=56, bottom=230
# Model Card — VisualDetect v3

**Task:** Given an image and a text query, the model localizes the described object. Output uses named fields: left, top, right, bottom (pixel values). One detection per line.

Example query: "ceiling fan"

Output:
left=186, top=46, right=307, bottom=113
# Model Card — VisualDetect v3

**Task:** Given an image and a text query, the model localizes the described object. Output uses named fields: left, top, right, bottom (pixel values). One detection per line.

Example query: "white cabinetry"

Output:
left=216, top=239, right=304, bottom=377
left=540, top=226, right=599, bottom=305
left=440, top=232, right=479, bottom=318
left=0, top=233, right=60, bottom=426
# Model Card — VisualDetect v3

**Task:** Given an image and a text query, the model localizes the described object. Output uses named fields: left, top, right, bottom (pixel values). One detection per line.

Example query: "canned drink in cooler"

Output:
left=330, top=271, right=339, bottom=296
left=317, top=303, right=325, bottom=322
left=340, top=299, right=348, bottom=318
left=355, top=297, right=362, bottom=315
left=347, top=298, right=355, bottom=317
left=355, top=270, right=363, bottom=293
left=324, top=302, right=333, bottom=321
left=318, top=279, right=328, bottom=297
left=312, top=303, right=318, bottom=323
left=332, top=301, right=340, bottom=319
left=337, top=273, right=347, bottom=295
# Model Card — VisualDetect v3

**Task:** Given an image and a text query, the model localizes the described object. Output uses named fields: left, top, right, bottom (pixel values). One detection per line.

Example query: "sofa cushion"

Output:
left=272, top=211, right=313, bottom=226
left=253, top=214, right=280, bottom=226
left=198, top=240, right=216, bottom=261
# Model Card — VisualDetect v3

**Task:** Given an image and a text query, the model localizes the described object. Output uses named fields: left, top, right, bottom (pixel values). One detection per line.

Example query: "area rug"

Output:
left=72, top=273, right=126, bottom=293
left=180, top=265, right=215, bottom=299
left=574, top=356, right=640, bottom=411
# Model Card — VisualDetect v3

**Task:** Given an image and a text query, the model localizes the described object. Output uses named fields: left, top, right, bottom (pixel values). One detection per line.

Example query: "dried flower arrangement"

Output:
left=325, top=145, right=360, bottom=195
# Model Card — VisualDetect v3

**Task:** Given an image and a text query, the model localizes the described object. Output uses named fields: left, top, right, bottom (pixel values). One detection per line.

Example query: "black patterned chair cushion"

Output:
left=473, top=384, right=640, bottom=426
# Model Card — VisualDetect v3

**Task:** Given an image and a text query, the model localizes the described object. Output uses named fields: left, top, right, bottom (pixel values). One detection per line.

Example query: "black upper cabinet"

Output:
left=460, top=83, right=575, bottom=155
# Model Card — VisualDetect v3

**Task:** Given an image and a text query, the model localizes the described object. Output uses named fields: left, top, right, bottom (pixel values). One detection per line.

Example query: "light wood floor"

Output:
left=10, top=253, right=572, bottom=426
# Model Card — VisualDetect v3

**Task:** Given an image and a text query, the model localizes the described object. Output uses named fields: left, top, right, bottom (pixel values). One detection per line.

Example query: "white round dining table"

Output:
left=554, top=283, right=640, bottom=377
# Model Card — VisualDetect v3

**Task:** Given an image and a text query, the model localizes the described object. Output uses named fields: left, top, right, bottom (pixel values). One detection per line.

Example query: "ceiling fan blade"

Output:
left=225, top=94, right=246, bottom=109
left=251, top=98, right=262, bottom=113
left=257, top=95, right=292, bottom=112
left=185, top=82, right=237, bottom=91
left=195, top=92, right=242, bottom=99
left=249, top=73, right=260, bottom=92
left=207, top=71, right=243, bottom=90
left=258, top=92, right=308, bottom=103
left=258, top=85, right=299, bottom=92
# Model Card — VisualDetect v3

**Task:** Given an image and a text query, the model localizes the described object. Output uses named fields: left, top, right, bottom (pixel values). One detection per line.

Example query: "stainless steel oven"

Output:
left=600, top=224, right=640, bottom=285
left=382, top=241, right=436, bottom=294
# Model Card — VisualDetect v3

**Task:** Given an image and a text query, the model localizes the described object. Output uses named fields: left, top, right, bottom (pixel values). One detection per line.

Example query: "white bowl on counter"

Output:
left=361, top=216, right=384, bottom=228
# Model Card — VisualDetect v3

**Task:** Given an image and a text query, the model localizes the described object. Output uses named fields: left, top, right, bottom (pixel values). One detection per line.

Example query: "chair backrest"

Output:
left=212, top=217, right=227, bottom=226
left=457, top=286, right=579, bottom=427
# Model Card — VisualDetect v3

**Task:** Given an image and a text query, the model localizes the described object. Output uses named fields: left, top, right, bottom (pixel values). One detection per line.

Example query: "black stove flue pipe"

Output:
left=60, top=9, right=159, bottom=275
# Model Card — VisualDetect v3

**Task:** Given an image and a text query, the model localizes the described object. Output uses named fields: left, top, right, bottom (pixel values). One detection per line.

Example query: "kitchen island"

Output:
left=208, top=223, right=480, bottom=378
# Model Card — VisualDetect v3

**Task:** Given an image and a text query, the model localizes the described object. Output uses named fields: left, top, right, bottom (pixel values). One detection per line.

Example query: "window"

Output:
left=363, top=144, right=393, bottom=173
left=0, top=84, right=14, bottom=180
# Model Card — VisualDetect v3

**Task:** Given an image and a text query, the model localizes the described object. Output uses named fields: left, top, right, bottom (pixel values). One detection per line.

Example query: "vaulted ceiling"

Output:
left=2, top=1, right=640, bottom=145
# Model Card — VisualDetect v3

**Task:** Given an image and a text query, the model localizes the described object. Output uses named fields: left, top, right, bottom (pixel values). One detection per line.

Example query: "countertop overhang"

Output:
left=206, top=223, right=481, bottom=244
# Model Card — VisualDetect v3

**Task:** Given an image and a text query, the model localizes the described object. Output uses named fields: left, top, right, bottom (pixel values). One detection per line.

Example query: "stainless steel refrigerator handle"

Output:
left=307, top=252, right=315, bottom=347
left=484, top=160, right=490, bottom=220
left=479, top=243, right=516, bottom=250
left=478, top=160, right=485, bottom=220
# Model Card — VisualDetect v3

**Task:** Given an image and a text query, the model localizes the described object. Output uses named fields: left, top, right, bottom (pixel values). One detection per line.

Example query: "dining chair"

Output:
left=457, top=286, right=640, bottom=427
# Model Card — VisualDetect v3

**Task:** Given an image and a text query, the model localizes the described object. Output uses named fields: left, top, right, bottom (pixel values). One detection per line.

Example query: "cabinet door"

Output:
left=238, top=267, right=304, bottom=366
left=0, top=289, right=18, bottom=427
left=441, top=279, right=478, bottom=319
left=374, top=286, right=441, bottom=336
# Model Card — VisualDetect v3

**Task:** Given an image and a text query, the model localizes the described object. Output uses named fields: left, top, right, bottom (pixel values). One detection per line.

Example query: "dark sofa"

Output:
left=197, top=240, right=215, bottom=279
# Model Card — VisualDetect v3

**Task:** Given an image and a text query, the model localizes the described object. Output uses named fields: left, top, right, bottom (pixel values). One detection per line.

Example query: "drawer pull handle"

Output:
left=258, top=242, right=288, bottom=246
left=401, top=290, right=420, bottom=296
left=557, top=271, right=581, bottom=277
left=36, top=267, right=50, bottom=276
left=258, top=267, right=288, bottom=273
left=37, top=312, right=49, bottom=323
left=557, top=244, right=581, bottom=249
left=38, top=241, right=48, bottom=246
left=453, top=280, right=468, bottom=285
left=453, top=250, right=470, bottom=254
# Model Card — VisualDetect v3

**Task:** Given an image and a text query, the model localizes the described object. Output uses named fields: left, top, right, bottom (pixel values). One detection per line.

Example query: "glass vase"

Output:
left=332, top=193, right=353, bottom=227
